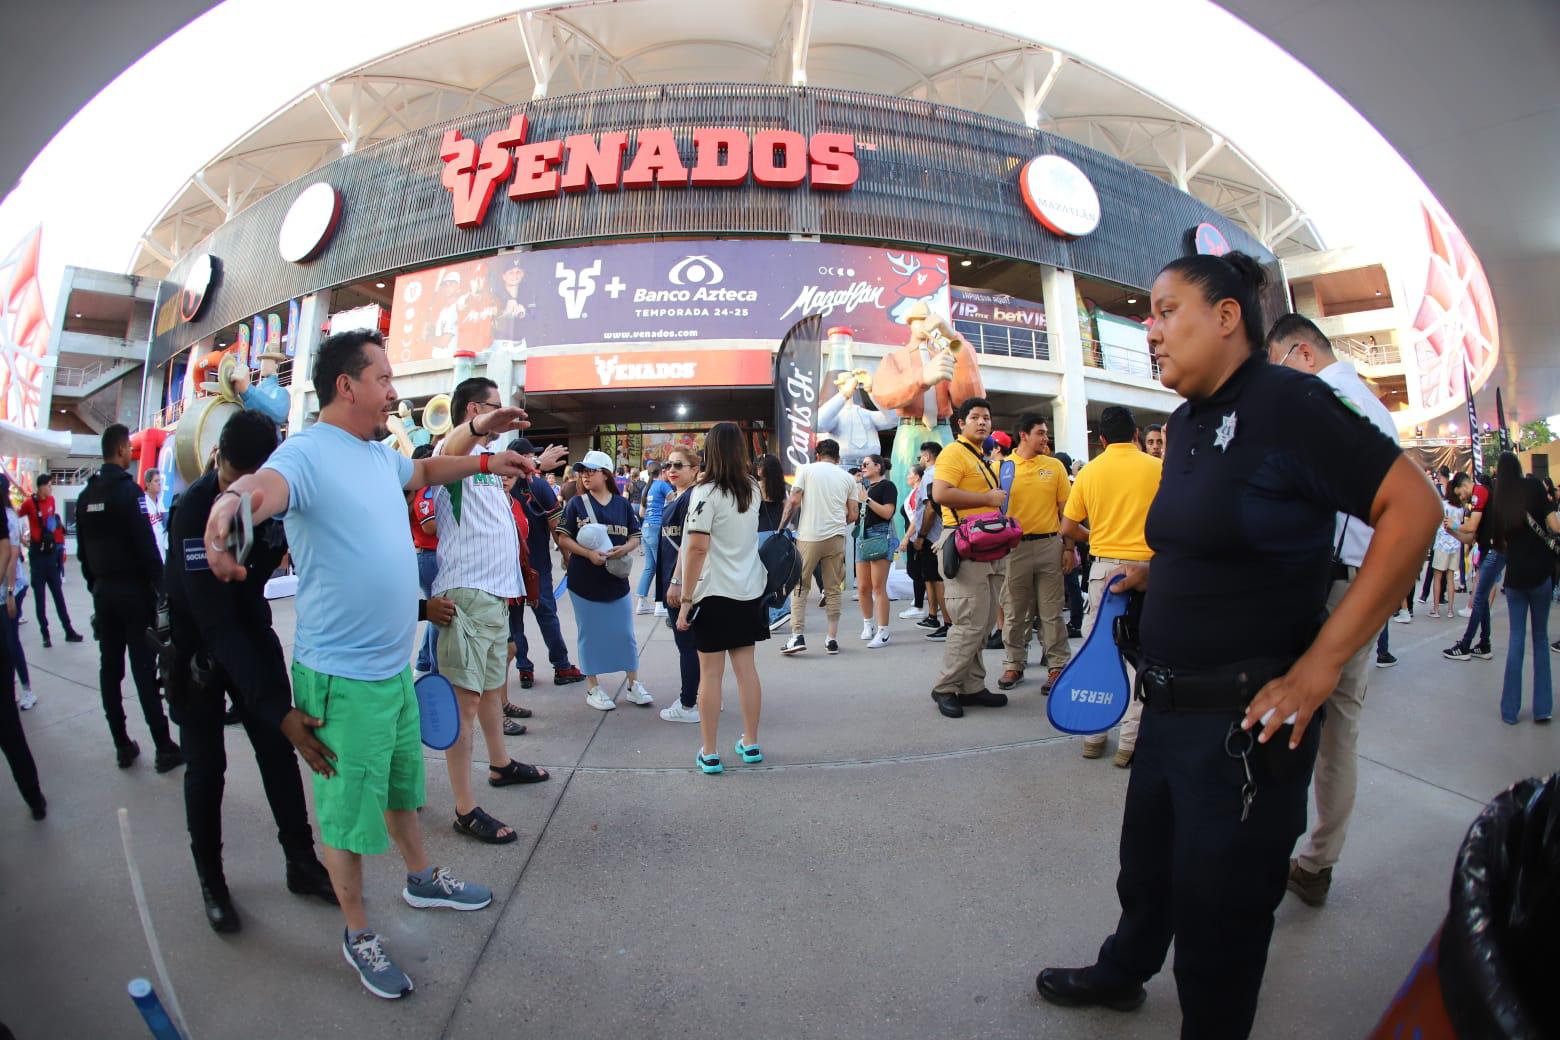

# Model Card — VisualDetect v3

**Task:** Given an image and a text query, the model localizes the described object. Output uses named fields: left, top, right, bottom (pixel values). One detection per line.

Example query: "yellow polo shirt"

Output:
left=937, top=436, right=1001, bottom=528
left=1007, top=452, right=1070, bottom=535
left=1061, top=443, right=1161, bottom=560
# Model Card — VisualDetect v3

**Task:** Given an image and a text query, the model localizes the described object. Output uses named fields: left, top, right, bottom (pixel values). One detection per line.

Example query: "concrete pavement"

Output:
left=0, top=573, right=1553, bottom=1038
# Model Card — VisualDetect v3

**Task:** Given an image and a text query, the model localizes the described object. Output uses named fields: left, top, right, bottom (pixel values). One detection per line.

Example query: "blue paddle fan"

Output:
left=414, top=672, right=460, bottom=750
left=1047, top=575, right=1134, bottom=735
left=998, top=459, right=1015, bottom=512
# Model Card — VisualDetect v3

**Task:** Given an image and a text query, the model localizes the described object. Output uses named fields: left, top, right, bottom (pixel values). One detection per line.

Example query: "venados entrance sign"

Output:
left=440, top=114, right=861, bottom=228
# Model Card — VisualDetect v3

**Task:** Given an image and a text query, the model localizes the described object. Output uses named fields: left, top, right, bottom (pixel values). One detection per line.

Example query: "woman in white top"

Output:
left=674, top=422, right=769, bottom=774
left=142, top=470, right=168, bottom=555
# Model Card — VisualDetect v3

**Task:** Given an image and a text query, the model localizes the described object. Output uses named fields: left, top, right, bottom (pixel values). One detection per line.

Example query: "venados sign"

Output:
left=440, top=114, right=860, bottom=228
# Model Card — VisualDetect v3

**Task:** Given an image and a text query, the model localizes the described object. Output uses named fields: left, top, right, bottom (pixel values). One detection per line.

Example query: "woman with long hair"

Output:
left=1489, top=450, right=1558, bottom=723
left=675, top=423, right=769, bottom=774
left=853, top=454, right=898, bottom=647
left=754, top=453, right=790, bottom=630
left=1428, top=473, right=1471, bottom=617
left=655, top=447, right=703, bottom=723
left=898, top=464, right=928, bottom=620
left=555, top=452, right=652, bottom=712
left=1035, top=251, right=1439, bottom=1039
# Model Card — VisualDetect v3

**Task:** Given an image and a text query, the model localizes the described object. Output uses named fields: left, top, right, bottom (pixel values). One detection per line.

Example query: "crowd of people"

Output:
left=2, top=247, right=1556, bottom=1036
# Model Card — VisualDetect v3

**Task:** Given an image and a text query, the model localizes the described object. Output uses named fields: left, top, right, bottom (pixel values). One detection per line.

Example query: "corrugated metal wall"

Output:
left=156, top=83, right=1278, bottom=354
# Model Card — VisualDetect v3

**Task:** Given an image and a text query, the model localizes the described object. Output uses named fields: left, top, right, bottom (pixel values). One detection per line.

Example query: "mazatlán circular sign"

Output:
left=1194, top=222, right=1231, bottom=256
left=180, top=254, right=218, bottom=322
left=278, top=182, right=343, bottom=263
left=1019, top=155, right=1101, bottom=238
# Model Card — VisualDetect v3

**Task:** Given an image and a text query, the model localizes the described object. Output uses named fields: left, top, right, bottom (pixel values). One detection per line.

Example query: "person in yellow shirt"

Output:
left=998, top=414, right=1076, bottom=694
left=929, top=397, right=1010, bottom=719
left=1059, top=405, right=1162, bottom=764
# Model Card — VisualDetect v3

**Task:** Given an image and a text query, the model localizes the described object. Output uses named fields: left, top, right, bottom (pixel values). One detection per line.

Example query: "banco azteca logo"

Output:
left=668, top=255, right=724, bottom=286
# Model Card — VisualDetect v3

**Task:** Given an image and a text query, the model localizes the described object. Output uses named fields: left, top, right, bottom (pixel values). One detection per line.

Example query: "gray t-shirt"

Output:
left=793, top=460, right=856, bottom=541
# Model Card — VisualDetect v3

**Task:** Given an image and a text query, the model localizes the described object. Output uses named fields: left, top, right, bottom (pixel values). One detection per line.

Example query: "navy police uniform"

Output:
left=165, top=472, right=317, bottom=890
left=1092, top=355, right=1401, bottom=1039
left=74, top=462, right=176, bottom=756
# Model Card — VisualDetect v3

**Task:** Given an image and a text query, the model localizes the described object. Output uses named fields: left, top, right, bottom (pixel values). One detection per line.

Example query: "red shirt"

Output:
left=508, top=497, right=530, bottom=543
left=410, top=488, right=438, bottom=551
left=18, top=494, right=64, bottom=548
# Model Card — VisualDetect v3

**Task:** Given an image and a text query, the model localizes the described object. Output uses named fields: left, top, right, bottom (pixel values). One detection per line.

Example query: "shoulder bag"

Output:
left=855, top=484, right=894, bottom=562
left=949, top=440, right=1021, bottom=562
left=1524, top=511, right=1560, bottom=560
left=581, top=495, right=634, bottom=579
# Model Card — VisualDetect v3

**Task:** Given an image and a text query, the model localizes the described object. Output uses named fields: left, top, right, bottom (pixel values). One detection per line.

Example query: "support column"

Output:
left=288, top=293, right=326, bottom=431
left=1041, top=265, right=1090, bottom=460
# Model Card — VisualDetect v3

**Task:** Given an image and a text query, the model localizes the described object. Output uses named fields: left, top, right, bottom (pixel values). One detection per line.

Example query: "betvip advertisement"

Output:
left=386, top=240, right=951, bottom=371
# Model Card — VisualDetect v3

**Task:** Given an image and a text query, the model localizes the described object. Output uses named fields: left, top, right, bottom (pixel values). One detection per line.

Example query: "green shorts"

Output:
left=435, top=587, right=511, bottom=693
left=291, top=661, right=424, bottom=856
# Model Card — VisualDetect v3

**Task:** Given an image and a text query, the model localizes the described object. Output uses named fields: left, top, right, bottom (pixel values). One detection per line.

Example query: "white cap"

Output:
left=577, top=449, right=615, bottom=472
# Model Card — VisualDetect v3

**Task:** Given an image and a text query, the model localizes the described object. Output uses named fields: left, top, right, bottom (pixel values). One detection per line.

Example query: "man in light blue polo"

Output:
left=204, top=329, right=534, bottom=999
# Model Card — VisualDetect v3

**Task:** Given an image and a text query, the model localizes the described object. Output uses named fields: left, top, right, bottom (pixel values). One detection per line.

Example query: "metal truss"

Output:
left=131, top=3, right=1321, bottom=277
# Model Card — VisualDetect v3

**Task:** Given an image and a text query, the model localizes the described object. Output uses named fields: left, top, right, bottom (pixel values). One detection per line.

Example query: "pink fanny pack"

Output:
left=953, top=511, right=1022, bottom=561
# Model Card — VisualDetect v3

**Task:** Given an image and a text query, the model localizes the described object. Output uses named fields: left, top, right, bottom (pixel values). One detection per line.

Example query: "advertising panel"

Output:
left=387, top=240, right=950, bottom=364
left=951, top=286, right=1046, bottom=330
left=524, top=349, right=773, bottom=392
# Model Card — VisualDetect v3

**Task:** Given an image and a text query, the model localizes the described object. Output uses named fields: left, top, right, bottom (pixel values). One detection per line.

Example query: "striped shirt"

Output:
left=431, top=441, right=522, bottom=598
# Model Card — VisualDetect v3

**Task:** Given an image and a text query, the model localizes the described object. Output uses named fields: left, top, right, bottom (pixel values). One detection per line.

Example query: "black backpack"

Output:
left=758, top=530, right=803, bottom=608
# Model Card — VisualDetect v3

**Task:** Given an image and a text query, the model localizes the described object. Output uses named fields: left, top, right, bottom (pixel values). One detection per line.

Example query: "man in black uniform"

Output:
left=75, top=423, right=182, bottom=772
left=163, top=411, right=336, bottom=932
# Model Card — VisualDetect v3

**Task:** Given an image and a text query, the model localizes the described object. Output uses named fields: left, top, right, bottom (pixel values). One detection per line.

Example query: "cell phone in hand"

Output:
left=226, top=492, right=254, bottom=565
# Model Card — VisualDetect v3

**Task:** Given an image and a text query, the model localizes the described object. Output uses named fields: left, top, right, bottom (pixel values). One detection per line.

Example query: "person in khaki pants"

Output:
left=998, top=414, right=1075, bottom=693
left=928, top=398, right=1012, bottom=718
left=1058, top=406, right=1161, bottom=764
left=779, top=439, right=858, bottom=655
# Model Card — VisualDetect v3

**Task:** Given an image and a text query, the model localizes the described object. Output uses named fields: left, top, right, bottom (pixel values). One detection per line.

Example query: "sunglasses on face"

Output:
left=665, top=461, right=689, bottom=470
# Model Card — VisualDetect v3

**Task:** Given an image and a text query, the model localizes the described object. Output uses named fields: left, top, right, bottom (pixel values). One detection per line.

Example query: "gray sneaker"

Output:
left=402, top=866, right=492, bottom=911
left=342, top=930, right=413, bottom=999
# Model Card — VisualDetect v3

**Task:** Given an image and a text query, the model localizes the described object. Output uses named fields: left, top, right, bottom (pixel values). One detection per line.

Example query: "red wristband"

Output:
left=479, top=453, right=491, bottom=475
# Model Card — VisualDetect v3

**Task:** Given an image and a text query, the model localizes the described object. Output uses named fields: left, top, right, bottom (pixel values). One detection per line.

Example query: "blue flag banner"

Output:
left=1047, top=577, right=1134, bottom=735
left=999, top=458, right=1015, bottom=513
left=554, top=575, right=568, bottom=599
left=415, top=672, right=461, bottom=750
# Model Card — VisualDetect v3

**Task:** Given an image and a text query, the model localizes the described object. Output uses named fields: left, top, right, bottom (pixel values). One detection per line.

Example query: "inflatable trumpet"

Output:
left=422, top=393, right=453, bottom=437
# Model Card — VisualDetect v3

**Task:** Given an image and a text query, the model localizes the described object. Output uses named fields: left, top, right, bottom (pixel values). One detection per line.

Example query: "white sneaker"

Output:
left=1391, top=609, right=1412, bottom=624
left=1428, top=609, right=1441, bottom=618
left=17, top=688, right=36, bottom=710
left=585, top=687, right=616, bottom=711
left=859, top=620, right=876, bottom=641
left=659, top=701, right=700, bottom=723
left=1457, top=607, right=1473, bottom=617
left=654, top=604, right=668, bottom=617
left=868, top=629, right=890, bottom=649
left=899, top=606, right=926, bottom=620
left=635, top=600, right=654, bottom=615
left=623, top=681, right=653, bottom=706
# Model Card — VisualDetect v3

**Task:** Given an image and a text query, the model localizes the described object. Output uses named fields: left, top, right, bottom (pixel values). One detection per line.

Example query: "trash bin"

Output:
left=1370, top=773, right=1559, bottom=1039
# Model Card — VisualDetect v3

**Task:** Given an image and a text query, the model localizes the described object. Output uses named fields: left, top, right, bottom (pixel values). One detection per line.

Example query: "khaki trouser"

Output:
left=1001, top=536, right=1071, bottom=676
left=792, top=535, right=846, bottom=634
left=1294, top=576, right=1373, bottom=873
left=932, top=537, right=1006, bottom=696
left=1082, top=556, right=1144, bottom=754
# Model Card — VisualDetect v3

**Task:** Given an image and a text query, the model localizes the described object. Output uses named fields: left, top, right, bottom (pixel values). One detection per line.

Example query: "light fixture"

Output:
left=959, top=259, right=972, bottom=267
left=676, top=403, right=688, bottom=416
left=1375, top=290, right=1383, bottom=296
left=73, top=312, right=82, bottom=318
left=376, top=281, right=386, bottom=289
left=1126, top=297, right=1137, bottom=304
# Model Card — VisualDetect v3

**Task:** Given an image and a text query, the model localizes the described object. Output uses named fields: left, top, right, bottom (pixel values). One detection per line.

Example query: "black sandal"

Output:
left=503, top=703, right=533, bottom=720
left=488, top=760, right=550, bottom=786
left=453, top=806, right=517, bottom=844
left=503, top=718, right=527, bottom=737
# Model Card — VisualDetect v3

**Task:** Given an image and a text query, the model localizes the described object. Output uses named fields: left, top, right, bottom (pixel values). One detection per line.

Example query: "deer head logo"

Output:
left=440, top=114, right=529, bottom=228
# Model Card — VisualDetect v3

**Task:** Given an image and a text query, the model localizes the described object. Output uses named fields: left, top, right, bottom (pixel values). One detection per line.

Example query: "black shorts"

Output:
left=690, top=595, right=771, bottom=653
left=914, top=543, right=942, bottom=583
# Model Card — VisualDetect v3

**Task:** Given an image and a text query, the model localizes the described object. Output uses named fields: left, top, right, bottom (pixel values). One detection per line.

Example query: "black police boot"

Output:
left=40, top=630, right=51, bottom=649
left=285, top=854, right=339, bottom=905
left=115, top=739, right=141, bottom=769
left=193, top=846, right=240, bottom=933
left=931, top=690, right=964, bottom=718
left=154, top=745, right=185, bottom=774
left=63, top=628, right=84, bottom=643
left=1036, top=967, right=1146, bottom=1012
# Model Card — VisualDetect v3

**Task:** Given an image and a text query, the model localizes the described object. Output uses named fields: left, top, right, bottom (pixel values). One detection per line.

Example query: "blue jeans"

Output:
left=1500, top=579, right=1553, bottom=723
left=1456, top=550, right=1505, bottom=651
left=512, top=565, right=573, bottom=673
left=416, top=550, right=438, bottom=672
left=636, top=525, right=661, bottom=600
left=1376, top=624, right=1389, bottom=656
left=5, top=589, right=29, bottom=687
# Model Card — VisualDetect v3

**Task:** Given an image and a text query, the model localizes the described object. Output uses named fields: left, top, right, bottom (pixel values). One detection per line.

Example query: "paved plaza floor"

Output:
left=1, top=572, right=1554, bottom=1038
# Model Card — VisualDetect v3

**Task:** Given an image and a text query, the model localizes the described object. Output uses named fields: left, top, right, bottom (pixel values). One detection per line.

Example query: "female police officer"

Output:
left=1034, top=252, right=1439, bottom=1039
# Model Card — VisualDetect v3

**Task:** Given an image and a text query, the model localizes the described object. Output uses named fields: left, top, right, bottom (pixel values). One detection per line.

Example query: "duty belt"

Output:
left=1138, top=657, right=1295, bottom=713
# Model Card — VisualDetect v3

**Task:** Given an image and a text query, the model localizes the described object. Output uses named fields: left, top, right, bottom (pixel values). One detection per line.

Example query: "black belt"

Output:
left=1138, top=657, right=1294, bottom=713
left=1021, top=532, right=1057, bottom=541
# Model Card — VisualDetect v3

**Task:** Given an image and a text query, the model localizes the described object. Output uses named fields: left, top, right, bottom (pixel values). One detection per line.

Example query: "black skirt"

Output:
left=690, top=595, right=771, bottom=653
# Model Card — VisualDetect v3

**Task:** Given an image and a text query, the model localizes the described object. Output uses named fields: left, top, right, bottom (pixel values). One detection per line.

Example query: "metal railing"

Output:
left=954, top=319, right=1051, bottom=361
left=153, top=399, right=187, bottom=429
left=1084, top=337, right=1161, bottom=380
left=53, top=359, right=115, bottom=388
left=46, top=466, right=93, bottom=487
left=1337, top=337, right=1402, bottom=367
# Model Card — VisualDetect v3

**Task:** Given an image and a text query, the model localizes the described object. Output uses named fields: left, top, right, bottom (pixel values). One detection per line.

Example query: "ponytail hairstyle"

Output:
left=1157, top=250, right=1271, bottom=354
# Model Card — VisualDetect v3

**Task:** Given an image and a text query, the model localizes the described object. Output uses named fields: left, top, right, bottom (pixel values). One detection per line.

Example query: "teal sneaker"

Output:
left=696, top=751, right=724, bottom=774
left=734, top=739, right=763, bottom=764
left=342, top=930, right=413, bottom=999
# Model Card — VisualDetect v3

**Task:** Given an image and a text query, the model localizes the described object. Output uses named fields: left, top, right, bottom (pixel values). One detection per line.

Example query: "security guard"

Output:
left=163, top=411, right=336, bottom=932
left=75, top=423, right=182, bottom=772
left=1034, top=252, right=1439, bottom=1040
